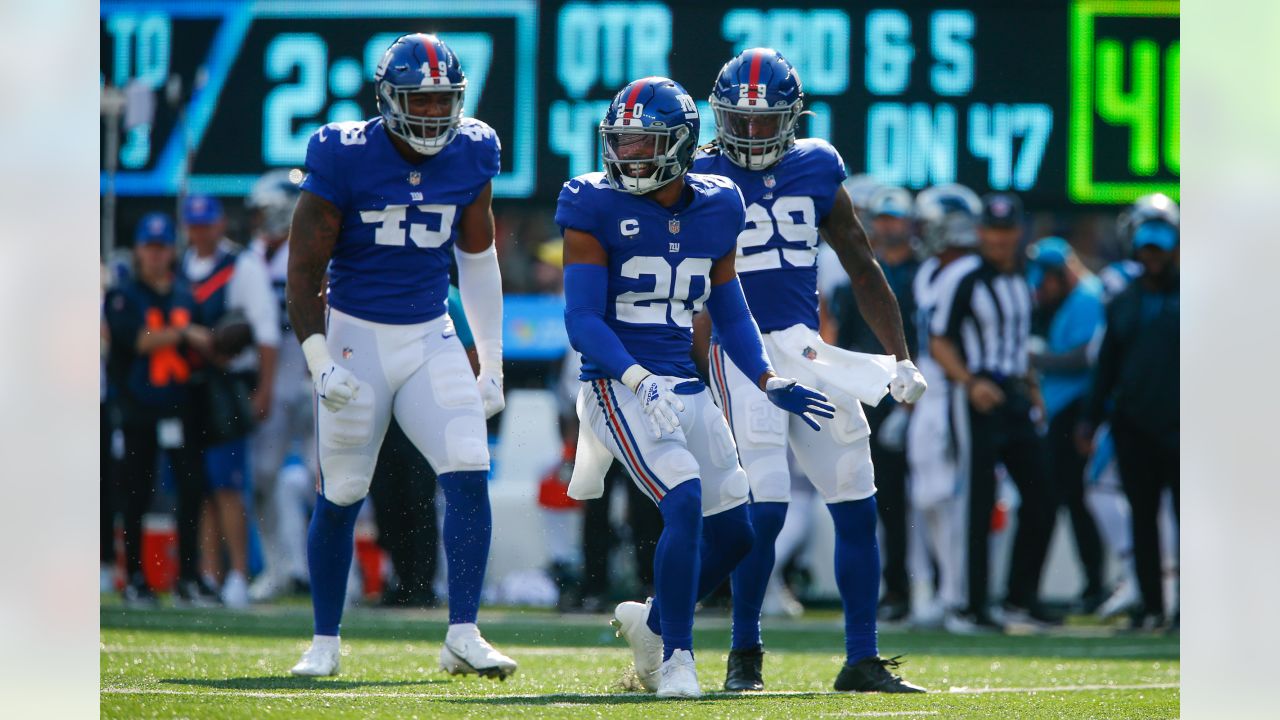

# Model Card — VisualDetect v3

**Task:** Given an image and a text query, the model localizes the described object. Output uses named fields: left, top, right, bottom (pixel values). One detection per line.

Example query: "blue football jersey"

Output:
left=692, top=139, right=847, bottom=332
left=301, top=116, right=501, bottom=324
left=556, top=172, right=746, bottom=380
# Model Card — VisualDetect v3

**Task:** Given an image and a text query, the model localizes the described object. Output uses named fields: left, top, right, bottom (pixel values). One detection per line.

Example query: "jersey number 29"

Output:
left=616, top=256, right=712, bottom=328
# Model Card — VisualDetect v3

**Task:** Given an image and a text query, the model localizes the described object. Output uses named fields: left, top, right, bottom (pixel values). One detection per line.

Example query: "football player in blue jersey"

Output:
left=283, top=34, right=514, bottom=680
left=694, top=49, right=928, bottom=693
left=558, top=76, right=834, bottom=699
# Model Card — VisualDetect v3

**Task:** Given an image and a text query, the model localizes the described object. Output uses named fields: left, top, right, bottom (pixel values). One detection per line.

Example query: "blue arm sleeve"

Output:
left=706, top=276, right=772, bottom=385
left=563, top=263, right=642, bottom=382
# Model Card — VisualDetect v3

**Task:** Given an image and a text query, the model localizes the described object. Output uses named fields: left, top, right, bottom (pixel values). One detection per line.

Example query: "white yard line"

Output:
left=819, top=707, right=942, bottom=712
left=947, top=682, right=1179, bottom=694
left=100, top=643, right=1174, bottom=659
left=101, top=682, right=1178, bottom=700
left=100, top=644, right=611, bottom=657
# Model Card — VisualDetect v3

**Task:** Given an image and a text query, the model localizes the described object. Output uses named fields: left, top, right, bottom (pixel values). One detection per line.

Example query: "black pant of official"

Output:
left=866, top=400, right=910, bottom=605
left=1111, top=417, right=1179, bottom=618
left=1048, top=398, right=1104, bottom=600
left=581, top=460, right=663, bottom=600
left=965, top=384, right=1057, bottom=614
left=369, top=419, right=440, bottom=604
left=120, top=414, right=205, bottom=586
left=102, top=403, right=117, bottom=567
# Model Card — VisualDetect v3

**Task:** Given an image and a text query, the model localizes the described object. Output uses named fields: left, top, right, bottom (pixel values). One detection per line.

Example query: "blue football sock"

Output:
left=649, top=481, right=702, bottom=660
left=438, top=470, right=492, bottom=625
left=828, top=496, right=881, bottom=665
left=730, top=501, right=787, bottom=650
left=647, top=502, right=756, bottom=641
left=308, top=494, right=364, bottom=637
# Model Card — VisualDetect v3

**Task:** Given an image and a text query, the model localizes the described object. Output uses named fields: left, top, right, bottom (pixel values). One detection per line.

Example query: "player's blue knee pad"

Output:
left=704, top=503, right=755, bottom=567
left=659, top=481, right=702, bottom=530
left=830, top=495, right=878, bottom=541
left=749, top=501, right=788, bottom=545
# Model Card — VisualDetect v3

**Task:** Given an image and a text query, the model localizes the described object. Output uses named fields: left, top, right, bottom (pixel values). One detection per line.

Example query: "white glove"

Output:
left=890, top=358, right=928, bottom=404
left=302, top=334, right=361, bottom=413
left=477, top=368, right=505, bottom=419
left=634, top=374, right=685, bottom=439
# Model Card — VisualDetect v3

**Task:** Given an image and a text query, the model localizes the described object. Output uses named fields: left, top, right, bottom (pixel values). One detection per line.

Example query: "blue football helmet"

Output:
left=374, top=33, right=467, bottom=156
left=709, top=48, right=805, bottom=170
left=599, top=77, right=700, bottom=194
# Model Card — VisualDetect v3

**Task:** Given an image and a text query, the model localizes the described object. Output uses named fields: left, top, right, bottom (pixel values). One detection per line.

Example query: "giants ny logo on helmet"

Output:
left=599, top=77, right=700, bottom=195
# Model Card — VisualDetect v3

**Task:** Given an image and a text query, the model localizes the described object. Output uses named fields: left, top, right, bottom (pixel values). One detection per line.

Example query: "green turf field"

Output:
left=101, top=601, right=1178, bottom=719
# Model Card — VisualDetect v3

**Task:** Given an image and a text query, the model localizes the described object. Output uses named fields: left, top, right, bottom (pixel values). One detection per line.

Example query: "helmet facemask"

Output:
left=377, top=81, right=466, bottom=156
left=710, top=95, right=802, bottom=171
left=600, top=124, right=692, bottom=194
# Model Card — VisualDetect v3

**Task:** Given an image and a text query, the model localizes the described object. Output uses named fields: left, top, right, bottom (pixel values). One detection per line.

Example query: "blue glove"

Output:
left=765, top=377, right=836, bottom=431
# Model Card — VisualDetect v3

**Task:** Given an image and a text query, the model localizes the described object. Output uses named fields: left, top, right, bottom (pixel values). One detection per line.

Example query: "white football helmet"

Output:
left=915, top=183, right=983, bottom=254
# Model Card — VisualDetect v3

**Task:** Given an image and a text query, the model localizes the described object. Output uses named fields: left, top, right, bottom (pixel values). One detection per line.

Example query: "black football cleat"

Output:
left=724, top=646, right=765, bottom=691
left=834, top=655, right=926, bottom=693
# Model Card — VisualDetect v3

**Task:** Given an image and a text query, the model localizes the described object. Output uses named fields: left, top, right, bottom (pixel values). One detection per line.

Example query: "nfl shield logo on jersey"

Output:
left=764, top=174, right=776, bottom=188
left=408, top=171, right=421, bottom=186
left=802, top=346, right=818, bottom=361
left=668, top=218, right=681, bottom=234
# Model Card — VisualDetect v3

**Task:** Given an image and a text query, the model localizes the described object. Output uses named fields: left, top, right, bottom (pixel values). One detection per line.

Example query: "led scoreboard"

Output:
left=101, top=0, right=1178, bottom=207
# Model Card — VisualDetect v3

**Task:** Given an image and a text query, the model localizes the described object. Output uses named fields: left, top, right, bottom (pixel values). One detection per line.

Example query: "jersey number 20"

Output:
left=616, top=256, right=712, bottom=328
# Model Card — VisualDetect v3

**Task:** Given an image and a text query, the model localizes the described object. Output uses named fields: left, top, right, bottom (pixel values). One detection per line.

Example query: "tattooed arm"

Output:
left=285, top=190, right=341, bottom=343
left=819, top=185, right=911, bottom=361
left=285, top=189, right=360, bottom=412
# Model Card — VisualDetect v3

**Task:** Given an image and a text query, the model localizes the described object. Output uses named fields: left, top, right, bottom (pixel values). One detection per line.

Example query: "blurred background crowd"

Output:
left=100, top=169, right=1179, bottom=634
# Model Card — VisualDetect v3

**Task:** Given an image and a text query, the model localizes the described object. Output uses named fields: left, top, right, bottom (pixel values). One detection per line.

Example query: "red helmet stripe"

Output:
left=421, top=35, right=440, bottom=77
left=747, top=51, right=764, bottom=98
left=623, top=79, right=648, bottom=118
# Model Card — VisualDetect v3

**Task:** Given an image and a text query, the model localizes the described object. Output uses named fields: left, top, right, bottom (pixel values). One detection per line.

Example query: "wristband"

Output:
left=621, top=364, right=651, bottom=393
left=301, top=334, right=332, bottom=377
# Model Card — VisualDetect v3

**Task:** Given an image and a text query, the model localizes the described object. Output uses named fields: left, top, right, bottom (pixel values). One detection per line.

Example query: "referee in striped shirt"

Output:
left=928, top=193, right=1058, bottom=630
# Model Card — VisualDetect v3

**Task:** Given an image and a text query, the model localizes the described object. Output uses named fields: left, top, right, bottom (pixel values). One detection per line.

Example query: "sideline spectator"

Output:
left=1080, top=194, right=1180, bottom=629
left=104, top=213, right=212, bottom=606
left=1026, top=237, right=1107, bottom=611
left=102, top=267, right=119, bottom=592
left=246, top=170, right=314, bottom=601
left=181, top=194, right=280, bottom=608
left=907, top=183, right=983, bottom=631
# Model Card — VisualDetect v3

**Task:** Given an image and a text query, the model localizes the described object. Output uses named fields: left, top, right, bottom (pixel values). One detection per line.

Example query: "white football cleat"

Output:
left=1096, top=580, right=1141, bottom=620
left=248, top=571, right=286, bottom=603
left=221, top=570, right=250, bottom=610
left=612, top=599, right=663, bottom=692
left=656, top=649, right=701, bottom=699
left=439, top=625, right=517, bottom=681
left=290, top=637, right=340, bottom=676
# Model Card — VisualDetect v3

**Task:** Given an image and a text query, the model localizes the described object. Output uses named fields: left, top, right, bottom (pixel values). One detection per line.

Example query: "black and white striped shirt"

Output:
left=930, top=260, right=1034, bottom=379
